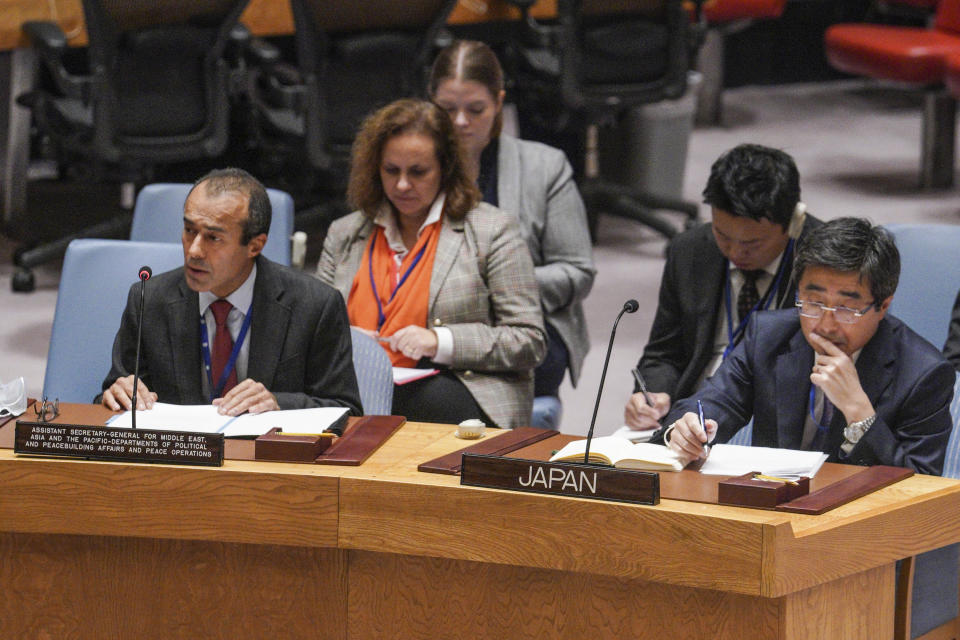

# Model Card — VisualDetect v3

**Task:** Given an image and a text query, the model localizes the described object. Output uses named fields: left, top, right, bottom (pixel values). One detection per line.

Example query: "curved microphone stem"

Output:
left=131, top=270, right=150, bottom=429
left=584, top=300, right=638, bottom=464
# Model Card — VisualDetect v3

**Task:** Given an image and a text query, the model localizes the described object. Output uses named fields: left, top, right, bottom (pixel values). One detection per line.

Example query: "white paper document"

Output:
left=107, top=403, right=349, bottom=438
left=698, top=444, right=828, bottom=479
left=611, top=425, right=658, bottom=443
left=392, top=367, right=439, bottom=385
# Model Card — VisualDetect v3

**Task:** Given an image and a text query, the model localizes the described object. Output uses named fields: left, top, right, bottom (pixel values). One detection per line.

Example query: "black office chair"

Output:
left=13, top=0, right=251, bottom=292
left=510, top=0, right=703, bottom=241
left=244, top=0, right=458, bottom=226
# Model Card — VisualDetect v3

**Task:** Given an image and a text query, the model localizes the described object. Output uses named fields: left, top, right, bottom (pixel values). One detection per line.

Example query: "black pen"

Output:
left=631, top=367, right=654, bottom=407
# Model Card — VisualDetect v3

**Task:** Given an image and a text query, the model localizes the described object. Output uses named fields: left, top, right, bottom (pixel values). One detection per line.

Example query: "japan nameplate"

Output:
left=14, top=421, right=224, bottom=467
left=460, top=453, right=659, bottom=505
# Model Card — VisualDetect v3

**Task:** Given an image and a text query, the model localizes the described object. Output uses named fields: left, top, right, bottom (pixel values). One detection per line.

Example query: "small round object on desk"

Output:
left=456, top=418, right=486, bottom=440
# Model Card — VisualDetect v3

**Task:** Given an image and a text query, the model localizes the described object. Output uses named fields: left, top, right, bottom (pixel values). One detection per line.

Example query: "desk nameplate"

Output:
left=14, top=421, right=224, bottom=467
left=460, top=453, right=659, bottom=505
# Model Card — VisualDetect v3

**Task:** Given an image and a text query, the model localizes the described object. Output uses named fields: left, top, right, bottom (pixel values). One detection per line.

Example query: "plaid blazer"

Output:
left=317, top=202, right=547, bottom=428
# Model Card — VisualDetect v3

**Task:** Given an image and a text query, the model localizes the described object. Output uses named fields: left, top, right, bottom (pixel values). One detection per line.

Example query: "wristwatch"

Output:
left=844, top=414, right=877, bottom=444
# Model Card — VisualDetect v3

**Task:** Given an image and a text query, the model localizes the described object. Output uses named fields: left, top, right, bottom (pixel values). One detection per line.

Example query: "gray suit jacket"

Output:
left=496, top=134, right=595, bottom=385
left=317, top=202, right=547, bottom=428
left=101, top=256, right=362, bottom=414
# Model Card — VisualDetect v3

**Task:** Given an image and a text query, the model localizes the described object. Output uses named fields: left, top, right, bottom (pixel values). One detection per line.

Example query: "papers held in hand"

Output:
left=549, top=436, right=684, bottom=472
left=392, top=367, right=440, bottom=385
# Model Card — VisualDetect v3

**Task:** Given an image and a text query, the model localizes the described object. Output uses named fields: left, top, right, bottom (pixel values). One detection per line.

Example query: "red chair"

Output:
left=825, top=0, right=960, bottom=188
left=691, top=0, right=787, bottom=124
left=947, top=50, right=960, bottom=94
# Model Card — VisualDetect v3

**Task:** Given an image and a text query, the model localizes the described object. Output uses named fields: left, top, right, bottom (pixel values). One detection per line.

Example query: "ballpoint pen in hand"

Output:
left=698, top=399, right=712, bottom=458
left=631, top=367, right=654, bottom=407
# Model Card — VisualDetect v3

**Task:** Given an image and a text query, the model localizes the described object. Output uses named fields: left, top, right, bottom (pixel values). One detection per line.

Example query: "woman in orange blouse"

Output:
left=317, top=98, right=546, bottom=428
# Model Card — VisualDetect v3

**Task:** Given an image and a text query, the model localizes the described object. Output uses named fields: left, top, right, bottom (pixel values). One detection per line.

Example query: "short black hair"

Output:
left=702, top=143, right=800, bottom=230
left=190, top=167, right=271, bottom=245
left=793, top=217, right=900, bottom=304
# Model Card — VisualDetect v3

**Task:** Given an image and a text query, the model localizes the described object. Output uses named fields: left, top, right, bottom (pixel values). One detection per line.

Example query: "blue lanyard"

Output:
left=200, top=301, right=253, bottom=401
left=367, top=228, right=429, bottom=331
left=808, top=386, right=830, bottom=435
left=721, top=239, right=794, bottom=360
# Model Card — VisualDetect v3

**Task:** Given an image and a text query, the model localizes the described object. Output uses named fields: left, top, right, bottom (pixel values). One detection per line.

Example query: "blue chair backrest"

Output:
left=129, top=183, right=295, bottom=266
left=349, top=328, right=393, bottom=415
left=942, top=372, right=960, bottom=479
left=532, top=396, right=562, bottom=429
left=43, top=239, right=185, bottom=403
left=885, top=224, right=960, bottom=349
left=905, top=373, right=960, bottom=639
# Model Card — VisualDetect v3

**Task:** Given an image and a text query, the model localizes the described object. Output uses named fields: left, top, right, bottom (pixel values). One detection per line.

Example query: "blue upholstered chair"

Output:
left=885, top=223, right=960, bottom=351
left=883, top=224, right=960, bottom=638
left=532, top=396, right=563, bottom=430
left=43, top=239, right=185, bottom=403
left=349, top=328, right=394, bottom=416
left=129, top=183, right=295, bottom=266
left=898, top=372, right=960, bottom=639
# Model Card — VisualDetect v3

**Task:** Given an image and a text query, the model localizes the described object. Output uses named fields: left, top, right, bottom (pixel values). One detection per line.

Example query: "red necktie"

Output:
left=209, top=299, right=238, bottom=397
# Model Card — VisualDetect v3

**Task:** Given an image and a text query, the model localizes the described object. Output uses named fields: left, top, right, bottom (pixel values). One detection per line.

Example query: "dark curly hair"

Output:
left=347, top=98, right=479, bottom=221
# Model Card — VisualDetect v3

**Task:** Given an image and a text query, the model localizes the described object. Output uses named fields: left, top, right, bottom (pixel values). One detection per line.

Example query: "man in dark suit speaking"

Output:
left=658, top=217, right=953, bottom=475
left=100, top=168, right=362, bottom=417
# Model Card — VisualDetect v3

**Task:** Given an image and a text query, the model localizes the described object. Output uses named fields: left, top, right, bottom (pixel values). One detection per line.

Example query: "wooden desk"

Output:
left=1, top=414, right=959, bottom=638
left=0, top=0, right=558, bottom=51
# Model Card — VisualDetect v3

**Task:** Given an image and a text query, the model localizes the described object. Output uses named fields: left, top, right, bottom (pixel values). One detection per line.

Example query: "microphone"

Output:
left=583, top=299, right=639, bottom=464
left=130, top=266, right=152, bottom=430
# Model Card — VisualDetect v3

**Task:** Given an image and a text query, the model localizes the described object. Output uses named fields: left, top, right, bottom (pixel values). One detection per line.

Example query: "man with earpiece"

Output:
left=655, top=217, right=952, bottom=475
left=625, top=144, right=822, bottom=431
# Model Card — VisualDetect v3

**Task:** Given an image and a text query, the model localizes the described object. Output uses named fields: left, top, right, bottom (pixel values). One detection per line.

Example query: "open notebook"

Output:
left=549, top=436, right=684, bottom=472
left=107, top=403, right=349, bottom=438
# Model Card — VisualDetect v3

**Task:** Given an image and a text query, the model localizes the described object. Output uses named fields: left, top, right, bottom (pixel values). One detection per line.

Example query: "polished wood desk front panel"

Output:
left=0, top=0, right=558, bottom=50
left=0, top=416, right=959, bottom=638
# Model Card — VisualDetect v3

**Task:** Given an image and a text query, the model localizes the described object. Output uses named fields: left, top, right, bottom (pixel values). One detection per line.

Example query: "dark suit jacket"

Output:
left=638, top=215, right=822, bottom=401
left=662, top=309, right=954, bottom=475
left=943, top=288, right=960, bottom=372
left=100, top=256, right=362, bottom=414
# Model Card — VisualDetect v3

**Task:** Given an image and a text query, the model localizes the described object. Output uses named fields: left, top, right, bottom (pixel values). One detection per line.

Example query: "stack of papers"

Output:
left=107, top=403, right=349, bottom=438
left=699, top=444, right=828, bottom=479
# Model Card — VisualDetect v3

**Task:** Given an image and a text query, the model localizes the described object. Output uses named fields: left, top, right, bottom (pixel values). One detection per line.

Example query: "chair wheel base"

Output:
left=11, top=267, right=35, bottom=293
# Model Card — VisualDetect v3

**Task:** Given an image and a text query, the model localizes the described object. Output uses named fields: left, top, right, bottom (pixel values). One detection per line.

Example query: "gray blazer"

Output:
left=496, top=134, right=594, bottom=386
left=317, top=202, right=547, bottom=428
left=101, top=256, right=362, bottom=413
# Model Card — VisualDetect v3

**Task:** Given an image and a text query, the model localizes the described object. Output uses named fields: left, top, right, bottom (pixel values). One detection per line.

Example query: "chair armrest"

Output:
left=21, top=21, right=90, bottom=101
left=22, top=21, right=68, bottom=53
left=245, top=36, right=305, bottom=111
left=245, top=34, right=283, bottom=66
